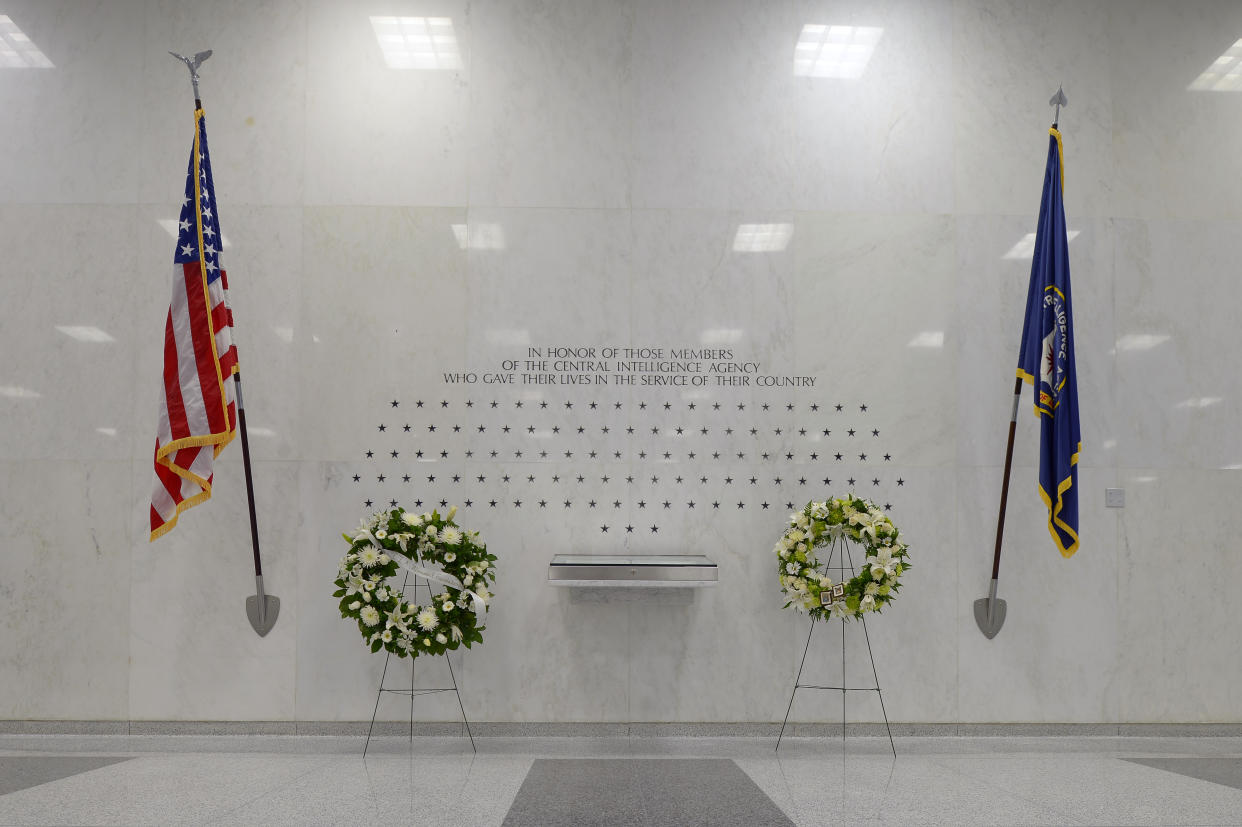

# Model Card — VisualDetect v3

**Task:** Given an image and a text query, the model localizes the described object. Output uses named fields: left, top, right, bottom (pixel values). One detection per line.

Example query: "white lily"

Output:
left=867, top=546, right=897, bottom=579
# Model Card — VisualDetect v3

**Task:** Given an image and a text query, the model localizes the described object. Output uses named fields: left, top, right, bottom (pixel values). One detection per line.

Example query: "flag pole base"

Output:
left=246, top=574, right=280, bottom=637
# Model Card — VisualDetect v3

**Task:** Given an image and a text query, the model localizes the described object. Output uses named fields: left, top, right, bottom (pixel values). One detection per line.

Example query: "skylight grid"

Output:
left=0, top=15, right=53, bottom=68
left=793, top=24, right=882, bottom=79
left=370, top=16, right=462, bottom=70
left=1188, top=38, right=1242, bottom=91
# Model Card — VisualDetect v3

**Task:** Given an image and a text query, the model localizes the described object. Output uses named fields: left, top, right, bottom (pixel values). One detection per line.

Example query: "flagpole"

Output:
left=973, top=88, right=1068, bottom=639
left=170, top=50, right=280, bottom=637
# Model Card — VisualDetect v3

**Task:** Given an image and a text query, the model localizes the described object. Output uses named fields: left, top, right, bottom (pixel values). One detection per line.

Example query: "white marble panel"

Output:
left=138, top=0, right=308, bottom=206
left=793, top=212, right=958, bottom=468
left=0, top=206, right=144, bottom=461
left=0, top=0, right=145, bottom=204
left=127, top=458, right=302, bottom=720
left=956, top=465, right=1120, bottom=723
left=1107, top=0, right=1242, bottom=220
left=304, top=0, right=471, bottom=207
left=626, top=516, right=799, bottom=722
left=631, top=0, right=800, bottom=210
left=953, top=0, right=1114, bottom=218
left=1112, top=218, right=1242, bottom=470
left=299, top=207, right=470, bottom=462
left=789, top=0, right=955, bottom=213
left=467, top=0, right=631, bottom=208
left=0, top=460, right=132, bottom=720
left=1116, top=468, right=1242, bottom=722
left=955, top=215, right=1117, bottom=471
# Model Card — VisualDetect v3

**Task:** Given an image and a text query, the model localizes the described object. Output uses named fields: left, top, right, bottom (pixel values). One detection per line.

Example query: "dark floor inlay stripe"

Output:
left=0, top=756, right=135, bottom=796
left=1122, top=757, right=1242, bottom=791
left=502, top=758, right=794, bottom=827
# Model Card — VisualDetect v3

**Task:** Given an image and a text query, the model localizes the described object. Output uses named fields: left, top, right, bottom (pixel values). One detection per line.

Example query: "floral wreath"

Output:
left=333, top=505, right=497, bottom=658
left=775, top=495, right=911, bottom=621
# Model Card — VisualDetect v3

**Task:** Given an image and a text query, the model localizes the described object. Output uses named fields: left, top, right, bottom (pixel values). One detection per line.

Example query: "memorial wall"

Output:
left=2, top=0, right=1242, bottom=728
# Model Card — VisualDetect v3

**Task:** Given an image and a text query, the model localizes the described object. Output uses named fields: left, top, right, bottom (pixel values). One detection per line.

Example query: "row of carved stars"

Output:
left=374, top=423, right=882, bottom=438
left=356, top=472, right=905, bottom=486
left=362, top=449, right=892, bottom=462
left=359, top=498, right=899, bottom=518
left=386, top=399, right=872, bottom=412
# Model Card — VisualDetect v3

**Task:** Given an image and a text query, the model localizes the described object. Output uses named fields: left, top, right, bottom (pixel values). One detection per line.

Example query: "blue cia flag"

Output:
left=1016, top=127, right=1081, bottom=558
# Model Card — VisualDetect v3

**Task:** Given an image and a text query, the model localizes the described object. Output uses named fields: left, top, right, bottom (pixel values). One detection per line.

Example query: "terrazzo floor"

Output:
left=1, top=735, right=1240, bottom=826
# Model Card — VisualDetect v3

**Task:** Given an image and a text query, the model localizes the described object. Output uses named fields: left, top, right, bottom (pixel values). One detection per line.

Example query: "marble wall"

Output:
left=3, top=0, right=1241, bottom=725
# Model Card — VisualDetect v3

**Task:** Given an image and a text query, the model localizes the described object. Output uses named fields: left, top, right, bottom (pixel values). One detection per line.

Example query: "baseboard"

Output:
left=2, top=721, right=1241, bottom=737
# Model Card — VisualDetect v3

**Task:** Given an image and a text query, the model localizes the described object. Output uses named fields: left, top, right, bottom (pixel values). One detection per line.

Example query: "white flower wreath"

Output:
left=333, top=505, right=497, bottom=658
left=775, top=495, right=911, bottom=621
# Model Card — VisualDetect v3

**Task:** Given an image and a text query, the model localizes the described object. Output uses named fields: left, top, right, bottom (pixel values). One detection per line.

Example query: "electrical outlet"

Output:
left=1105, top=488, right=1125, bottom=508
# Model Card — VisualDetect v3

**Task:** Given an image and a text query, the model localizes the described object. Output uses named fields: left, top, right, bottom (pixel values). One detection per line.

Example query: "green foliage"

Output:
left=775, top=496, right=912, bottom=623
left=333, top=505, right=497, bottom=661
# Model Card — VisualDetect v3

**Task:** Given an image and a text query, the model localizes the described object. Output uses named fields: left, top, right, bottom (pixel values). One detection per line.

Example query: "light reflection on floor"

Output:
left=1, top=735, right=1240, bottom=826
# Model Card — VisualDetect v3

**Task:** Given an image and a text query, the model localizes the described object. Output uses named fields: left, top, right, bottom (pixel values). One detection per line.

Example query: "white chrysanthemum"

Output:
left=378, top=553, right=390, bottom=564
left=401, top=512, right=422, bottom=526
left=792, top=578, right=807, bottom=593
left=864, top=582, right=879, bottom=596
left=424, top=525, right=438, bottom=540
left=416, top=607, right=439, bottom=631
left=442, top=600, right=455, bottom=611
left=375, top=529, right=388, bottom=540
left=376, top=588, right=388, bottom=601
left=444, top=552, right=457, bottom=563
left=360, top=606, right=381, bottom=626
left=380, top=630, right=393, bottom=643
left=441, top=526, right=462, bottom=545
left=358, top=546, right=380, bottom=567
left=436, top=633, right=447, bottom=644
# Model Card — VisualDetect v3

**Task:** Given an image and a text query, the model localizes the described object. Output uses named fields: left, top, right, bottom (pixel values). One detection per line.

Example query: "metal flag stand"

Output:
left=972, top=85, right=1069, bottom=640
left=169, top=49, right=278, bottom=637
left=776, top=537, right=896, bottom=757
left=363, top=571, right=476, bottom=756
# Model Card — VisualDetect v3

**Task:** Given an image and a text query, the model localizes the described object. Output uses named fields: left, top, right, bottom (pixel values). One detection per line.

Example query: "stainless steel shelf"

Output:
left=548, top=554, right=719, bottom=587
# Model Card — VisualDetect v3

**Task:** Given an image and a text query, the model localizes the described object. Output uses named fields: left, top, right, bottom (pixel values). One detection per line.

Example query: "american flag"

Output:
left=150, top=108, right=239, bottom=540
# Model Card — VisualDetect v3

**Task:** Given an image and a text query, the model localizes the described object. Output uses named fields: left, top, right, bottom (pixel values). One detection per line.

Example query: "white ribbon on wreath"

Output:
left=393, top=554, right=488, bottom=614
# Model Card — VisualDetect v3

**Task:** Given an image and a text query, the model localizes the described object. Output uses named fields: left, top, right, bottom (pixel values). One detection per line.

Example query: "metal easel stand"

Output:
left=363, top=572, right=476, bottom=756
left=775, top=538, right=896, bottom=757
